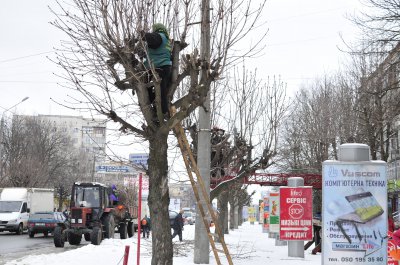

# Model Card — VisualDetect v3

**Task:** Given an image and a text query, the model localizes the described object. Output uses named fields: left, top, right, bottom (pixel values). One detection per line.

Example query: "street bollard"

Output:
left=123, top=245, right=130, bottom=265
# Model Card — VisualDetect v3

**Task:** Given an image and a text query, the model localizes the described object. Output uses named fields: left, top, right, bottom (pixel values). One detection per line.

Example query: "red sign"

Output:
left=388, top=231, right=400, bottom=265
left=279, top=187, right=313, bottom=241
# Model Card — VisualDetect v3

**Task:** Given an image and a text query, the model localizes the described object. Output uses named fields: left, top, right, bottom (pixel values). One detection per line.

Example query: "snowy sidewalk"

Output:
left=5, top=222, right=321, bottom=265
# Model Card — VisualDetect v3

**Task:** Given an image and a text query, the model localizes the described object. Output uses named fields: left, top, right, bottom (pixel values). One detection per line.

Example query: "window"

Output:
left=21, top=202, right=28, bottom=213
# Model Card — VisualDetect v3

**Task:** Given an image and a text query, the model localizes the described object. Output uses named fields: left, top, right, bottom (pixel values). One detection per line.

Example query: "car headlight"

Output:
left=8, top=219, right=17, bottom=224
left=78, top=219, right=83, bottom=224
left=71, top=219, right=76, bottom=223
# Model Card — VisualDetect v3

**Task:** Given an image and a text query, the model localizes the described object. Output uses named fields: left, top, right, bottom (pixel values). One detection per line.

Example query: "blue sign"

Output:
left=129, top=153, right=149, bottom=168
left=96, top=165, right=130, bottom=173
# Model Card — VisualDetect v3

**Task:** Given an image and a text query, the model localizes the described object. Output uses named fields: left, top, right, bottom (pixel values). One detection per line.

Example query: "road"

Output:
left=0, top=231, right=90, bottom=265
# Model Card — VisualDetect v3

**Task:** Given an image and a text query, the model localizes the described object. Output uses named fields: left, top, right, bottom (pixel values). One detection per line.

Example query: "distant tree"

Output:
left=0, top=115, right=93, bottom=211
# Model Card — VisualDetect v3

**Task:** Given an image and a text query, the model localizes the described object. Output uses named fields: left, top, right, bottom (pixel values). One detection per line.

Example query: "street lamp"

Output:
left=0, top=96, right=30, bottom=178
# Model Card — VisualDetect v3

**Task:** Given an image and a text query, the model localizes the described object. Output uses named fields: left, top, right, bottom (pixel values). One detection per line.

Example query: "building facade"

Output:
left=37, top=115, right=107, bottom=160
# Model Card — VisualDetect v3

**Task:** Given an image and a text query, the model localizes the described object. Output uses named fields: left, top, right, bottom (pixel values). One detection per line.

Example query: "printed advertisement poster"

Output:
left=259, top=200, right=264, bottom=224
left=280, top=187, right=313, bottom=241
left=322, top=161, right=387, bottom=265
left=248, top=207, right=256, bottom=224
left=263, top=194, right=270, bottom=232
left=269, top=192, right=280, bottom=233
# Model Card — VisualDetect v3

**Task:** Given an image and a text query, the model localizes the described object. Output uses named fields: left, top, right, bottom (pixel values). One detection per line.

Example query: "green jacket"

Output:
left=144, top=32, right=172, bottom=68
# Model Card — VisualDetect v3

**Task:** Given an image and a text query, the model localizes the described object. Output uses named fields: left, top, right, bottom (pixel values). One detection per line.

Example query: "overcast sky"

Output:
left=0, top=0, right=363, bottom=158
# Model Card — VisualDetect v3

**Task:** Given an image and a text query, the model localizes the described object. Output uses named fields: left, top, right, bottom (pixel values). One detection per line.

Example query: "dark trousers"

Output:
left=142, top=226, right=150, bottom=238
left=172, top=228, right=182, bottom=241
left=148, top=65, right=171, bottom=114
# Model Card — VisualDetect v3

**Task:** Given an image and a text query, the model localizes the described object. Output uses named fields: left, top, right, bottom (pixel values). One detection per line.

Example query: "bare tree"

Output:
left=352, top=0, right=400, bottom=51
left=49, top=0, right=267, bottom=263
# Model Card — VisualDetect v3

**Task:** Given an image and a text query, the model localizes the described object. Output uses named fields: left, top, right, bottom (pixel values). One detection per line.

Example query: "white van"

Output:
left=0, top=188, right=54, bottom=234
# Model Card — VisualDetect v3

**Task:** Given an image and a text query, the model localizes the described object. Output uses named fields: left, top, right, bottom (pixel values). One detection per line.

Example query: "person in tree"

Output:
left=141, top=215, right=151, bottom=238
left=140, top=23, right=172, bottom=116
left=109, top=184, right=119, bottom=205
left=172, top=209, right=184, bottom=242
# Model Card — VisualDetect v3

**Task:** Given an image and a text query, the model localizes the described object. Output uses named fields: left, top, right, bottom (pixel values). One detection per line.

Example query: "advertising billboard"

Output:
left=269, top=192, right=280, bottom=233
left=248, top=207, right=256, bottom=224
left=322, top=161, right=387, bottom=265
left=280, top=187, right=313, bottom=241
left=263, top=194, right=270, bottom=232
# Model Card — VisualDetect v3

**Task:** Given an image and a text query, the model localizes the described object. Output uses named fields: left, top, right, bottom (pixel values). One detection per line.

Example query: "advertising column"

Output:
left=322, top=144, right=387, bottom=265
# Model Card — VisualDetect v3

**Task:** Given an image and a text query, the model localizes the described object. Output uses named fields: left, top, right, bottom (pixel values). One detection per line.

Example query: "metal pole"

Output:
left=137, top=172, right=143, bottom=265
left=194, top=0, right=211, bottom=263
left=288, top=177, right=305, bottom=258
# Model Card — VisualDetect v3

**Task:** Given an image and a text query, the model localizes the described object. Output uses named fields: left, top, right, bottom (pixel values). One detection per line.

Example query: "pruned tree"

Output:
left=49, top=0, right=267, bottom=263
left=210, top=69, right=289, bottom=200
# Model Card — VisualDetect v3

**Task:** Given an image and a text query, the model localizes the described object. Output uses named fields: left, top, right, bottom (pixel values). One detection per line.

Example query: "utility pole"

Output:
left=194, top=0, right=211, bottom=263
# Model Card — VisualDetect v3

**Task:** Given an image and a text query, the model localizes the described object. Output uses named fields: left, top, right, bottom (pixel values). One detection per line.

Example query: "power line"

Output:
left=0, top=51, right=53, bottom=64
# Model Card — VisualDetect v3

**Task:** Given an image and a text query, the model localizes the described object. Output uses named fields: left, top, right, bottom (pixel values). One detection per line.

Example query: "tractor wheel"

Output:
left=103, top=214, right=115, bottom=239
left=84, top=233, right=91, bottom=241
left=28, top=231, right=35, bottom=238
left=68, top=232, right=82, bottom=245
left=119, top=223, right=127, bottom=239
left=54, top=226, right=65, bottom=248
left=16, top=223, right=23, bottom=235
left=91, top=227, right=102, bottom=245
left=127, top=221, right=134, bottom=238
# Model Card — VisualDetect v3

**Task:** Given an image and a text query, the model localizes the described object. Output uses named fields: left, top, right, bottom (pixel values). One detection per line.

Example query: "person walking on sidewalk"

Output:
left=172, top=210, right=184, bottom=241
left=141, top=215, right=151, bottom=238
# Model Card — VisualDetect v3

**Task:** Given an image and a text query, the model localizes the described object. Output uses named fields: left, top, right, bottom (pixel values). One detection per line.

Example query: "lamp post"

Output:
left=0, top=97, right=30, bottom=178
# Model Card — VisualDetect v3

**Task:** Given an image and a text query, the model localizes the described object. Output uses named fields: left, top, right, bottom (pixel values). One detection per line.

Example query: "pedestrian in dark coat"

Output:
left=172, top=210, right=184, bottom=241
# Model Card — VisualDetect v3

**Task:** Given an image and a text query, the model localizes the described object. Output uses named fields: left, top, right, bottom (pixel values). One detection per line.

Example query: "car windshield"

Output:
left=74, top=186, right=100, bottom=207
left=0, top=201, right=22, bottom=213
left=29, top=213, right=54, bottom=219
left=184, top=212, right=192, bottom=217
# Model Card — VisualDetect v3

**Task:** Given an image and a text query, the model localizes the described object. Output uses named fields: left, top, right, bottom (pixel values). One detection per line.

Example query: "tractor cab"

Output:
left=69, top=182, right=112, bottom=228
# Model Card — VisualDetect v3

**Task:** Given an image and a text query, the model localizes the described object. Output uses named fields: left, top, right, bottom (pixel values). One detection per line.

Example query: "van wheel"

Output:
left=16, top=224, right=23, bottom=235
left=28, top=231, right=35, bottom=238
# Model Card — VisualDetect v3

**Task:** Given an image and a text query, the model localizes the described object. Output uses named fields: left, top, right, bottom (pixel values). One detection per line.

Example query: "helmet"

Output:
left=152, top=23, right=169, bottom=38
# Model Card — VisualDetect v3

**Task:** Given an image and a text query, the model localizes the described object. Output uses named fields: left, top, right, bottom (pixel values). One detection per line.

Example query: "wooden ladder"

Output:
left=171, top=111, right=233, bottom=265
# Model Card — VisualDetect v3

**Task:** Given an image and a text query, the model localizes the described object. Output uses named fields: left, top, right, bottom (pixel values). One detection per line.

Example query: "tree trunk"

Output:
left=216, top=192, right=228, bottom=242
left=58, top=186, right=64, bottom=211
left=229, top=199, right=235, bottom=230
left=147, top=132, right=173, bottom=265
left=224, top=206, right=229, bottom=234
left=238, top=205, right=243, bottom=226
left=233, top=199, right=239, bottom=229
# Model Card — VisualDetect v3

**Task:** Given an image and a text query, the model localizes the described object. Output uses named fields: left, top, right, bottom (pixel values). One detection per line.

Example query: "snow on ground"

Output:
left=5, top=222, right=321, bottom=265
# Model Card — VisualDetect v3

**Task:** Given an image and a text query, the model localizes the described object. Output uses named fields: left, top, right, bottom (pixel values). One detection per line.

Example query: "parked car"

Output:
left=183, top=211, right=194, bottom=225
left=28, top=211, right=67, bottom=238
left=169, top=210, right=178, bottom=228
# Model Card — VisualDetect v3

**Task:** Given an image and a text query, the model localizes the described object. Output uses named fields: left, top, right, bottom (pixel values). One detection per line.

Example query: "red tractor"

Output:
left=54, top=182, right=135, bottom=247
